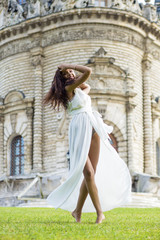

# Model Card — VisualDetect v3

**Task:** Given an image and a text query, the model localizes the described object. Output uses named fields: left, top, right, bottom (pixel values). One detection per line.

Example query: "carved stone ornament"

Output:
left=86, top=47, right=137, bottom=97
left=26, top=107, right=34, bottom=119
left=0, top=0, right=159, bottom=30
left=4, top=90, right=25, bottom=105
left=111, top=0, right=142, bottom=15
left=0, top=25, right=146, bottom=61
left=126, top=101, right=136, bottom=112
left=142, top=58, right=152, bottom=70
left=143, top=1, right=158, bottom=22
left=10, top=113, right=17, bottom=132
left=31, top=54, right=44, bottom=67
left=56, top=110, right=67, bottom=139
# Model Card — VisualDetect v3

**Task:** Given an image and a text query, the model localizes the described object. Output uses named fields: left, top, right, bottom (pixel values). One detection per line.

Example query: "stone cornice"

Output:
left=0, top=8, right=160, bottom=43
left=2, top=97, right=34, bottom=115
left=0, top=8, right=160, bottom=61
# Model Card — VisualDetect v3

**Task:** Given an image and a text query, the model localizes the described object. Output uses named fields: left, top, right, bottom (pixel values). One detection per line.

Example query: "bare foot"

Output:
left=96, top=213, right=105, bottom=224
left=71, top=210, right=81, bottom=223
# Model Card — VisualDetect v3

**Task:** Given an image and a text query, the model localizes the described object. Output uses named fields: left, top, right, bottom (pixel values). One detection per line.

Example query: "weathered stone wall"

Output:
left=0, top=53, right=35, bottom=98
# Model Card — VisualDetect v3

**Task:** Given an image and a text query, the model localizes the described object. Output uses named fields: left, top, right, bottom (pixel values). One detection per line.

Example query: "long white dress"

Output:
left=47, top=87, right=132, bottom=212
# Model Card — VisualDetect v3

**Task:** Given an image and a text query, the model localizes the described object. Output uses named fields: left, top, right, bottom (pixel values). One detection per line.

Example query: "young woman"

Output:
left=43, top=64, right=132, bottom=224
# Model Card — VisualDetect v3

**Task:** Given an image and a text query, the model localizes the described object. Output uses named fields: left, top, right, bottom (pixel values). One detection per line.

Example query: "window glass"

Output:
left=95, top=0, right=106, bottom=7
left=11, top=136, right=25, bottom=176
left=18, top=0, right=26, bottom=4
left=109, top=133, right=118, bottom=152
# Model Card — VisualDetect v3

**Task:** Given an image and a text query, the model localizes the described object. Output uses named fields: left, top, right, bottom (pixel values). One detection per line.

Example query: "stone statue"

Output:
left=111, top=0, right=142, bottom=15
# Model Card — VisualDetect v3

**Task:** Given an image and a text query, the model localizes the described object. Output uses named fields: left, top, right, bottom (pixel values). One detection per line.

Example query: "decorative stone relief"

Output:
left=0, top=25, right=145, bottom=61
left=111, top=0, right=142, bottom=15
left=27, top=0, right=41, bottom=19
left=126, top=101, right=136, bottom=112
left=26, top=107, right=34, bottom=119
left=4, top=90, right=25, bottom=105
left=10, top=113, right=17, bottom=133
left=6, top=0, right=25, bottom=26
left=142, top=1, right=158, bottom=22
left=0, top=0, right=159, bottom=29
left=86, top=47, right=134, bottom=95
left=31, top=54, right=44, bottom=67
left=56, top=110, right=68, bottom=139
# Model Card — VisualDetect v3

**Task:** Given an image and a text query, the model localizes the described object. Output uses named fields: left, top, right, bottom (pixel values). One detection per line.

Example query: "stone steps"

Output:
left=121, top=192, right=160, bottom=208
left=17, top=192, right=160, bottom=208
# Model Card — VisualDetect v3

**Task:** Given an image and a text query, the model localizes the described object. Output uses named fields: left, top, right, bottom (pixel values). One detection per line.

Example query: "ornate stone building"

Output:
left=0, top=0, right=160, bottom=207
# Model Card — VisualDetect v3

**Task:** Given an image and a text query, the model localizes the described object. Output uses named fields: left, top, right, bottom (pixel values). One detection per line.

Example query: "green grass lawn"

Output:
left=0, top=207, right=160, bottom=240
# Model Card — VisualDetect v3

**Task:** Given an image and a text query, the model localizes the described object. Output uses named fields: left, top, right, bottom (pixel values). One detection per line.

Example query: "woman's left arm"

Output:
left=78, top=83, right=91, bottom=94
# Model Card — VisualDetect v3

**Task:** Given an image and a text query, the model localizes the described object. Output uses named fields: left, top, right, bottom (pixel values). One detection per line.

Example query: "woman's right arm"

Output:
left=58, top=64, right=92, bottom=92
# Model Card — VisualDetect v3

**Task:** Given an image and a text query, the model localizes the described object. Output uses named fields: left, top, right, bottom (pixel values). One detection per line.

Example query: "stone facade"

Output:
left=0, top=0, right=160, bottom=206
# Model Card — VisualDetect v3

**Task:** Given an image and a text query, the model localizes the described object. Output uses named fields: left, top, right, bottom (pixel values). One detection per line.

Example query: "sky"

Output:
left=138, top=0, right=155, bottom=4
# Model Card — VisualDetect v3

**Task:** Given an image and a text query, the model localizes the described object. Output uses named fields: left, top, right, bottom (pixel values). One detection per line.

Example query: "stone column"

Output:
left=142, top=54, right=153, bottom=174
left=25, top=107, right=34, bottom=173
left=126, top=101, right=136, bottom=173
left=30, top=47, right=44, bottom=172
left=0, top=114, right=4, bottom=175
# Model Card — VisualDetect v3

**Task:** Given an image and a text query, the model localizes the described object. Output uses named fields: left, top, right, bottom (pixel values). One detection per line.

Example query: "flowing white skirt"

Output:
left=47, top=111, right=132, bottom=212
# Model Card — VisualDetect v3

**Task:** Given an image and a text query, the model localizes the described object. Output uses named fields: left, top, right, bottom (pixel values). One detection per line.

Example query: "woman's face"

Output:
left=63, top=69, right=76, bottom=80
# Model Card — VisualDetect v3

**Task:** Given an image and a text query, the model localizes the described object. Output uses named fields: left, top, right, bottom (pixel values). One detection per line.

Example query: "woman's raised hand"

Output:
left=58, top=64, right=68, bottom=72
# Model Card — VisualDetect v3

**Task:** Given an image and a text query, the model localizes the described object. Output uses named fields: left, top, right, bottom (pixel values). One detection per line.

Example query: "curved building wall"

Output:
left=0, top=5, right=160, bottom=205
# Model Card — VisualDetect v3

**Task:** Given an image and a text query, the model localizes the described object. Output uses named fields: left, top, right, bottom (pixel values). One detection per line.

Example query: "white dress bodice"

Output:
left=67, top=88, right=92, bottom=116
left=67, top=87, right=113, bottom=140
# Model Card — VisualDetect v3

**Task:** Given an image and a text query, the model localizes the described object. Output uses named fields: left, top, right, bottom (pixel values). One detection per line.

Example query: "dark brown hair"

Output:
left=43, top=69, right=75, bottom=110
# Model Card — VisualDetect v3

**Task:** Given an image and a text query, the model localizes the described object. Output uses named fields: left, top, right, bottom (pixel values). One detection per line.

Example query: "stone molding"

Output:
left=0, top=8, right=160, bottom=50
left=0, top=9, right=160, bottom=62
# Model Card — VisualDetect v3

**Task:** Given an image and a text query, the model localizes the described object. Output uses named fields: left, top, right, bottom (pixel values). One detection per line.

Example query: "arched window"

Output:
left=156, top=141, right=160, bottom=176
left=95, top=0, right=107, bottom=7
left=10, top=136, right=24, bottom=176
left=109, top=133, right=118, bottom=152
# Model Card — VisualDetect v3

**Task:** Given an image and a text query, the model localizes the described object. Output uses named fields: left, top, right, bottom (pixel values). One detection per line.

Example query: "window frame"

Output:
left=10, top=135, right=24, bottom=176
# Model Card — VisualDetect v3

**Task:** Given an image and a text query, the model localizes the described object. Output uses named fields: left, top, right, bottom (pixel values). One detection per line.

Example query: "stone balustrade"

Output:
left=0, top=0, right=159, bottom=30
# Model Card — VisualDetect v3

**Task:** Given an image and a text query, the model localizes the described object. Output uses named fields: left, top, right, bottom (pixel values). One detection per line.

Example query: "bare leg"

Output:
left=72, top=132, right=100, bottom=222
left=72, top=132, right=105, bottom=223
left=83, top=156, right=105, bottom=224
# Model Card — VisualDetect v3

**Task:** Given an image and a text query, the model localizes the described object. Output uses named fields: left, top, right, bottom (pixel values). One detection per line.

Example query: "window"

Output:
left=109, top=133, right=118, bottom=152
left=10, top=136, right=24, bottom=176
left=156, top=141, right=160, bottom=175
left=18, top=0, right=26, bottom=4
left=95, top=0, right=107, bottom=7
